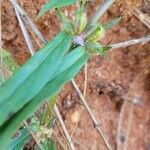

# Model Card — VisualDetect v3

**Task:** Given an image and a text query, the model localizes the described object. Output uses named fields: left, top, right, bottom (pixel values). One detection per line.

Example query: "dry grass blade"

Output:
left=54, top=105, right=75, bottom=150
left=52, top=131, right=68, bottom=150
left=0, top=2, right=5, bottom=84
left=55, top=119, right=71, bottom=150
left=71, top=79, right=112, bottom=150
left=109, top=35, right=150, bottom=49
left=83, top=63, right=88, bottom=97
left=10, top=0, right=47, bottom=44
left=133, top=8, right=150, bottom=29
left=71, top=63, right=88, bottom=137
left=42, top=103, right=68, bottom=150
left=15, top=7, right=35, bottom=55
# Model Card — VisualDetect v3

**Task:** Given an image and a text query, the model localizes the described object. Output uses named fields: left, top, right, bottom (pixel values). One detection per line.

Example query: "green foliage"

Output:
left=41, top=96, right=57, bottom=126
left=56, top=9, right=75, bottom=35
left=37, top=0, right=76, bottom=18
left=7, top=117, right=45, bottom=150
left=7, top=128, right=32, bottom=150
left=85, top=24, right=105, bottom=42
left=1, top=48, right=18, bottom=74
left=0, top=42, right=88, bottom=149
left=74, top=4, right=87, bottom=34
left=103, top=17, right=121, bottom=30
left=85, top=42, right=110, bottom=55
left=0, top=48, right=18, bottom=86
left=0, top=32, right=71, bottom=126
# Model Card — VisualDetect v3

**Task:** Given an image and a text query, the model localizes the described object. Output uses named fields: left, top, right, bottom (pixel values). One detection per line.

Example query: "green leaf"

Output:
left=103, top=17, right=121, bottom=30
left=0, top=48, right=18, bottom=86
left=7, top=122, right=40, bottom=150
left=56, top=9, right=74, bottom=35
left=7, top=128, right=31, bottom=150
left=85, top=42, right=110, bottom=55
left=74, top=5, right=87, bottom=34
left=41, top=95, right=57, bottom=126
left=0, top=32, right=71, bottom=126
left=35, top=139, right=56, bottom=150
left=0, top=46, right=88, bottom=150
left=37, top=0, right=76, bottom=19
left=1, top=48, right=18, bottom=73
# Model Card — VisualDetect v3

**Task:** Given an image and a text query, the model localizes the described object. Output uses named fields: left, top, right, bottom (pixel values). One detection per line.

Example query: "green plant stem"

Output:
left=84, top=0, right=116, bottom=32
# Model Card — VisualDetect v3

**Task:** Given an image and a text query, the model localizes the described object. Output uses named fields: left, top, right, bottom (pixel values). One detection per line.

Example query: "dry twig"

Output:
left=54, top=105, right=75, bottom=150
left=133, top=8, right=150, bottom=29
left=110, top=35, right=150, bottom=49
left=71, top=79, right=112, bottom=150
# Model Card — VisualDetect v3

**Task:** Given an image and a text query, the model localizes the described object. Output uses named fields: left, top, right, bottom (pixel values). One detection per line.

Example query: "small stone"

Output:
left=71, top=110, right=80, bottom=123
left=120, top=135, right=126, bottom=143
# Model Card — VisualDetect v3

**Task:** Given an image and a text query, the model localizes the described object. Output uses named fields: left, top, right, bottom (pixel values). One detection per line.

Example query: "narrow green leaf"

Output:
left=41, top=95, right=57, bottom=126
left=0, top=48, right=18, bottom=86
left=7, top=128, right=31, bottom=150
left=0, top=32, right=71, bottom=126
left=7, top=122, right=40, bottom=150
left=56, top=9, right=74, bottom=34
left=0, top=47, right=89, bottom=150
left=1, top=48, right=18, bottom=73
left=85, top=41, right=110, bottom=55
left=37, top=0, right=76, bottom=19
left=103, top=17, right=121, bottom=30
left=0, top=32, right=65, bottom=103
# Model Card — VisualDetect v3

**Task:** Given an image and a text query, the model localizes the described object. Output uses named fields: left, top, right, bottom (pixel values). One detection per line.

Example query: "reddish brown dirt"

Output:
left=2, top=0, right=150, bottom=150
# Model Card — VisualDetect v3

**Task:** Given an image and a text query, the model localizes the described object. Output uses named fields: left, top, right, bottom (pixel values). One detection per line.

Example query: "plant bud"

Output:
left=85, top=25, right=105, bottom=42
left=74, top=10, right=87, bottom=35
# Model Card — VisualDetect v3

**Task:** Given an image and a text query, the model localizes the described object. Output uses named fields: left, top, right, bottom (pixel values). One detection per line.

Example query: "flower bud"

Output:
left=85, top=25, right=105, bottom=42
